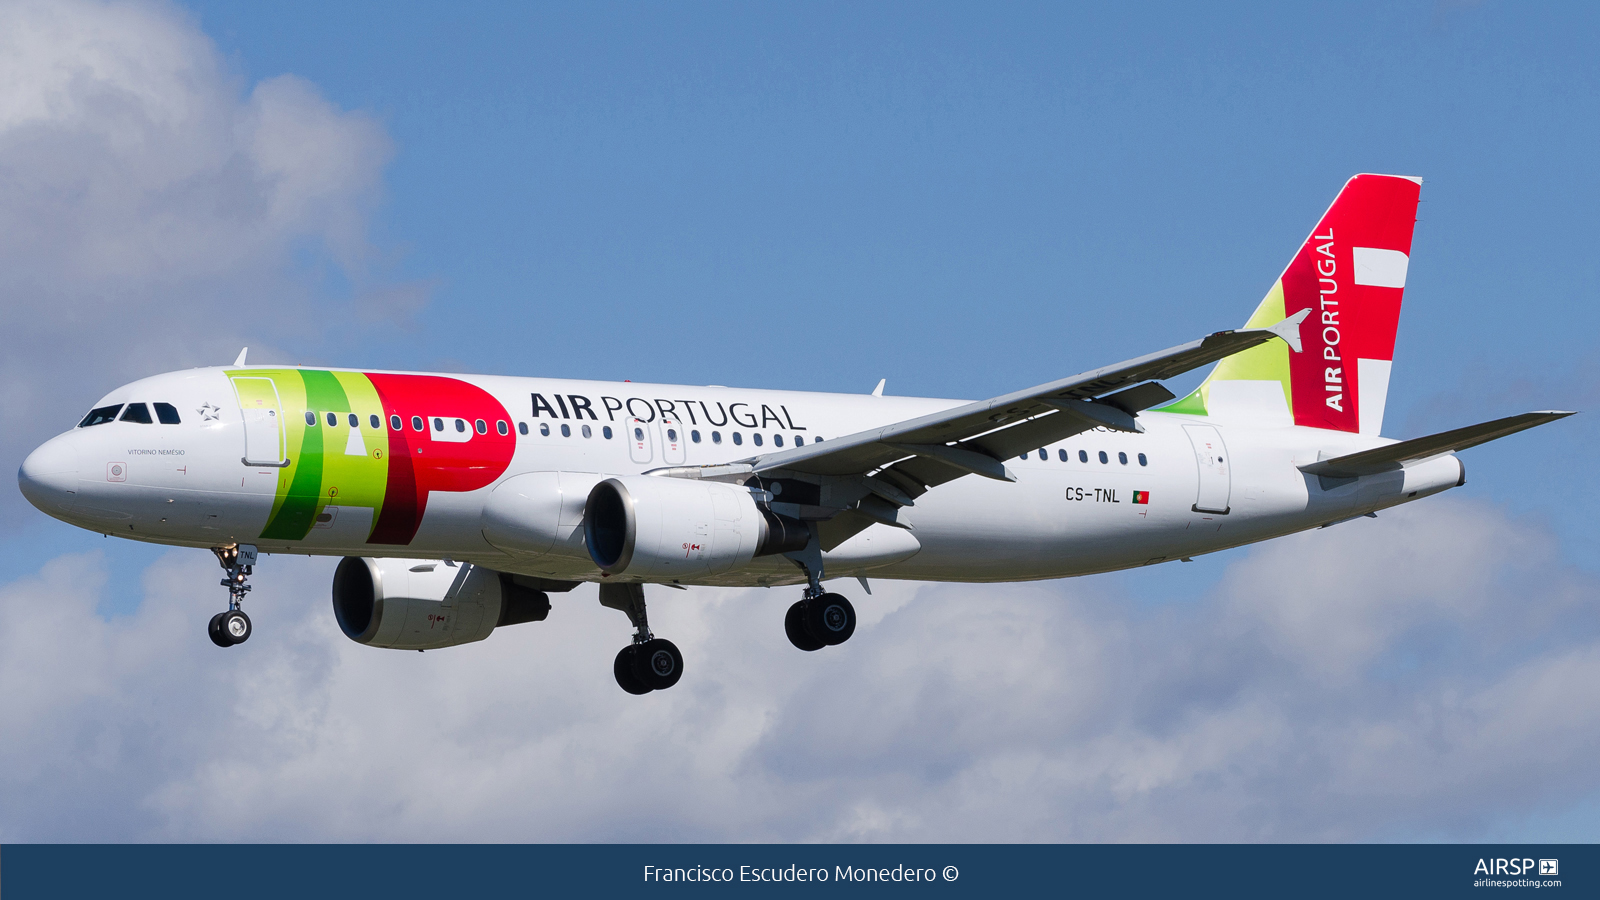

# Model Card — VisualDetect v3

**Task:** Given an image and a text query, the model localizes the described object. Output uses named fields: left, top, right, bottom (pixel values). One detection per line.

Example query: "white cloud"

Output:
left=2, top=496, right=1597, bottom=841
left=0, top=0, right=408, bottom=518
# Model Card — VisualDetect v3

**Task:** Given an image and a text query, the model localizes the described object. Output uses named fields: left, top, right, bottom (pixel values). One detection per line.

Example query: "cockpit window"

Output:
left=153, top=402, right=181, bottom=424
left=119, top=403, right=153, bottom=424
left=79, top=405, right=123, bottom=427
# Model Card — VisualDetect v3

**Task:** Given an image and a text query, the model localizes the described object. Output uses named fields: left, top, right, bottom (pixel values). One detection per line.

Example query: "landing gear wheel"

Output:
left=221, top=610, right=251, bottom=645
left=208, top=612, right=232, bottom=648
left=804, top=593, right=856, bottom=646
left=785, top=600, right=825, bottom=651
left=632, top=638, right=684, bottom=690
left=614, top=645, right=653, bottom=695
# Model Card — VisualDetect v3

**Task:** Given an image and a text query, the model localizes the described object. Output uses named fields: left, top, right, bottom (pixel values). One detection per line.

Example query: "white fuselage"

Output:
left=19, top=366, right=1464, bottom=586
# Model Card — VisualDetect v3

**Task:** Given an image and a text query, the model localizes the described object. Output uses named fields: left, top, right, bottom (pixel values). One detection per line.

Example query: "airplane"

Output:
left=16, top=174, right=1572, bottom=695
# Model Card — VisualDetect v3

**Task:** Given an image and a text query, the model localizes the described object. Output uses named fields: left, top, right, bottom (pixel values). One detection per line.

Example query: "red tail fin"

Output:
left=1284, top=174, right=1421, bottom=433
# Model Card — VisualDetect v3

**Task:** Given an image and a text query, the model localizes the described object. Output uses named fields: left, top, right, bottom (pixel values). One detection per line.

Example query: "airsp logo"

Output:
left=1474, top=858, right=1548, bottom=876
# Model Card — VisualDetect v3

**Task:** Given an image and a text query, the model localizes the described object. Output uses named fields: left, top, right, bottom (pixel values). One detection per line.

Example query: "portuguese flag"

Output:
left=1132, top=490, right=1150, bottom=504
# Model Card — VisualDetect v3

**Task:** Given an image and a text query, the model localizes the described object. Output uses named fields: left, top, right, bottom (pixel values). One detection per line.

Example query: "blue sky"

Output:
left=1, top=0, right=1597, bottom=841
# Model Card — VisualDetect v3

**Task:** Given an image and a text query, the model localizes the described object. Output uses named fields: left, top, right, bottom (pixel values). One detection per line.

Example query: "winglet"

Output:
left=871, top=379, right=886, bottom=397
left=1267, top=308, right=1310, bottom=353
left=233, top=347, right=248, bottom=367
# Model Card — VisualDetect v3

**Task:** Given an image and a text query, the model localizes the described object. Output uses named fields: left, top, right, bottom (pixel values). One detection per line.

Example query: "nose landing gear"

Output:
left=208, top=544, right=257, bottom=648
left=600, top=582, right=684, bottom=694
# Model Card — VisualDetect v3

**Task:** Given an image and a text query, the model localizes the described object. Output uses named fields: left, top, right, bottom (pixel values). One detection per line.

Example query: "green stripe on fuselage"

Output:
left=260, top=371, right=344, bottom=539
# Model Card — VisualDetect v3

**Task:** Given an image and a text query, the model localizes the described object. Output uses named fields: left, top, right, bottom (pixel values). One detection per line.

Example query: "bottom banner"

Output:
left=2, top=843, right=1590, bottom=898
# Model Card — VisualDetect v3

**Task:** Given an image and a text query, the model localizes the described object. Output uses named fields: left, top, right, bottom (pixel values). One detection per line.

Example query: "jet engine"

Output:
left=332, top=557, right=550, bottom=650
left=583, top=475, right=809, bottom=578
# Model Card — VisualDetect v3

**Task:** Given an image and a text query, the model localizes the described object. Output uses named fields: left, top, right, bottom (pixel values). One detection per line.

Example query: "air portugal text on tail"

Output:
left=17, top=174, right=1574, bottom=696
left=1166, top=174, right=1421, bottom=435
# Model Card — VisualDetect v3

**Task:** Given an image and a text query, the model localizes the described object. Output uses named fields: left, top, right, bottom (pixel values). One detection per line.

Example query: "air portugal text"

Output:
left=529, top=392, right=807, bottom=430
left=1315, top=227, right=1345, bottom=414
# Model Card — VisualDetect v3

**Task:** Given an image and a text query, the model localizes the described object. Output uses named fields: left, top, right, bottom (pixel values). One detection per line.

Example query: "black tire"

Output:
left=208, top=613, right=232, bottom=648
left=632, top=638, right=683, bottom=690
left=221, top=610, right=251, bottom=645
left=804, top=593, right=856, bottom=646
left=785, top=600, right=825, bottom=651
left=614, top=645, right=653, bottom=694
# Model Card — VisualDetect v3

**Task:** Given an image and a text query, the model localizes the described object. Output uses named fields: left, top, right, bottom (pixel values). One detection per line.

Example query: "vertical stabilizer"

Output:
left=1163, top=174, right=1421, bottom=433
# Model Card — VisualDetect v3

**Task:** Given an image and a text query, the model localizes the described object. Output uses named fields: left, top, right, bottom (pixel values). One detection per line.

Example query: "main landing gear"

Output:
left=780, top=527, right=858, bottom=652
left=208, top=543, right=257, bottom=648
left=599, top=582, right=683, bottom=695
left=784, top=590, right=857, bottom=651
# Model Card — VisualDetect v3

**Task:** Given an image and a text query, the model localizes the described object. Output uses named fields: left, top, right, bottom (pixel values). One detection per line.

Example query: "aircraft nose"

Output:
left=18, top=437, right=79, bottom=513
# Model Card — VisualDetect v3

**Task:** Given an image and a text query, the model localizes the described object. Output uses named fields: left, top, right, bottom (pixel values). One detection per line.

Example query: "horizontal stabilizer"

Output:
left=1299, top=410, right=1575, bottom=479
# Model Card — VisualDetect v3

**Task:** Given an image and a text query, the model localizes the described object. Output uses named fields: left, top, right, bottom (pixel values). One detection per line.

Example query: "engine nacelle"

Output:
left=480, top=471, right=604, bottom=561
left=584, top=475, right=809, bottom=578
left=332, top=557, right=550, bottom=650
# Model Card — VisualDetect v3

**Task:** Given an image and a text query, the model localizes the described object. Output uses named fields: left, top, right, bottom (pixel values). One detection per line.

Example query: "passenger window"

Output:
left=347, top=413, right=358, bottom=428
left=666, top=428, right=678, bottom=442
left=154, top=402, right=181, bottom=425
left=390, top=415, right=402, bottom=430
left=795, top=435, right=804, bottom=446
left=732, top=433, right=743, bottom=445
left=433, top=418, right=444, bottom=432
left=753, top=433, right=763, bottom=447
left=712, top=431, right=722, bottom=444
left=412, top=416, right=424, bottom=431
left=120, top=403, right=153, bottom=424
left=1058, top=449, right=1067, bottom=462
left=475, top=419, right=486, bottom=434
left=691, top=430, right=702, bottom=443
left=1079, top=450, right=1088, bottom=463
left=306, top=411, right=317, bottom=426
left=814, top=437, right=823, bottom=442
left=1098, top=451, right=1108, bottom=464
left=454, top=419, right=466, bottom=433
left=602, top=426, right=613, bottom=439
left=540, top=423, right=550, bottom=436
left=1138, top=452, right=1148, bottom=466
left=370, top=415, right=380, bottom=429
left=1038, top=449, right=1047, bottom=460
left=1118, top=451, right=1128, bottom=465
left=633, top=427, right=644, bottom=441
left=79, top=405, right=123, bottom=427
left=774, top=434, right=784, bottom=447
left=518, top=422, right=529, bottom=435
left=561, top=424, right=571, bottom=437
left=326, top=412, right=338, bottom=427
left=582, top=424, right=592, bottom=438
left=1019, top=454, right=1028, bottom=461
left=497, top=420, right=509, bottom=436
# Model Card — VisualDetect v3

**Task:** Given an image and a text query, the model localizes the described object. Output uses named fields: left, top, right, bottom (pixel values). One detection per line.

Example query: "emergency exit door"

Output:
left=1183, top=424, right=1231, bottom=514
left=232, top=377, right=290, bottom=467
left=626, top=417, right=654, bottom=465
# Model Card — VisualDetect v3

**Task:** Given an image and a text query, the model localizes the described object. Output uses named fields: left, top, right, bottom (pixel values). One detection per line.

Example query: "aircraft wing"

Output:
left=742, top=310, right=1309, bottom=503
left=1299, top=410, right=1575, bottom=479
